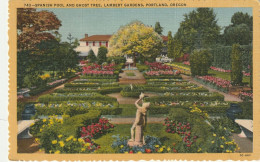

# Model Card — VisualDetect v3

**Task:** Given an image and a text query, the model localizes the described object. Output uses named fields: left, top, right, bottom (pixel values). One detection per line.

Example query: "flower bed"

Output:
left=38, top=93, right=117, bottom=103
left=29, top=110, right=103, bottom=153
left=239, top=91, right=253, bottom=102
left=73, top=79, right=117, bottom=83
left=145, top=61, right=173, bottom=71
left=163, top=106, right=240, bottom=153
left=55, top=87, right=122, bottom=95
left=120, top=85, right=145, bottom=97
left=64, top=82, right=119, bottom=88
left=166, top=63, right=191, bottom=75
left=146, top=78, right=186, bottom=83
left=34, top=100, right=121, bottom=116
left=144, top=86, right=209, bottom=93
left=146, top=82, right=194, bottom=87
left=194, top=76, right=231, bottom=93
left=145, top=92, right=224, bottom=102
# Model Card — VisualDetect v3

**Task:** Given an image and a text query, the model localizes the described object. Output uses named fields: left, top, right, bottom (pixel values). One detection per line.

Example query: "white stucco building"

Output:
left=75, top=34, right=111, bottom=57
left=76, top=33, right=168, bottom=57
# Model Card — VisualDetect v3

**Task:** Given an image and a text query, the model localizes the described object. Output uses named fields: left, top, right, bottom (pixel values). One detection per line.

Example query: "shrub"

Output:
left=143, top=86, right=209, bottom=93
left=231, top=44, right=243, bottom=85
left=145, top=92, right=224, bottom=103
left=190, top=49, right=212, bottom=76
left=120, top=85, right=145, bottom=97
left=144, top=75, right=182, bottom=79
left=64, top=82, right=119, bottom=88
left=97, top=46, right=108, bottom=64
left=136, top=63, right=149, bottom=72
left=87, top=49, right=97, bottom=63
left=107, top=57, right=126, bottom=64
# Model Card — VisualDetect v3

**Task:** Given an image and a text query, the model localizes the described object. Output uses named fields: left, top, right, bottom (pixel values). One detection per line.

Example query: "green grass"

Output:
left=170, top=62, right=250, bottom=83
left=94, top=124, right=182, bottom=153
left=126, top=72, right=136, bottom=76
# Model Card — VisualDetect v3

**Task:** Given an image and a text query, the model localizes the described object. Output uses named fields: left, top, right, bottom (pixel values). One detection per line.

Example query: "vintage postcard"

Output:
left=8, top=0, right=260, bottom=161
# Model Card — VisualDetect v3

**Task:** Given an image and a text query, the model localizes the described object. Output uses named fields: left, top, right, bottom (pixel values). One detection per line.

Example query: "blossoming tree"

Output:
left=108, top=21, right=163, bottom=66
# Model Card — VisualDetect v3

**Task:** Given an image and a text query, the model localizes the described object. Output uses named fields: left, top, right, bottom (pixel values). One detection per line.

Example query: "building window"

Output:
left=106, top=41, right=108, bottom=47
left=99, top=41, right=102, bottom=46
left=93, top=41, right=95, bottom=46
left=86, top=41, right=88, bottom=46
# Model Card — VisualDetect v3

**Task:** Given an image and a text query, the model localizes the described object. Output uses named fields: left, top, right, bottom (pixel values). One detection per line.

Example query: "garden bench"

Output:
left=235, top=119, right=253, bottom=138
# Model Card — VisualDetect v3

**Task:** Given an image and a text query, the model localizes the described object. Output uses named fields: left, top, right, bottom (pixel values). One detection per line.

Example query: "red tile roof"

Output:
left=80, top=35, right=111, bottom=41
left=80, top=34, right=168, bottom=42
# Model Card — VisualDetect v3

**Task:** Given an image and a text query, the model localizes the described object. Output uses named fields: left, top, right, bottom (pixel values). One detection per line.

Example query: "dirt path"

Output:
left=181, top=74, right=242, bottom=102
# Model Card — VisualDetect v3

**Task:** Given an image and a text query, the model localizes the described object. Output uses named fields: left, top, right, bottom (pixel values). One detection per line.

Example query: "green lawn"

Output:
left=170, top=62, right=250, bottom=83
left=94, top=124, right=182, bottom=153
left=126, top=72, right=136, bottom=76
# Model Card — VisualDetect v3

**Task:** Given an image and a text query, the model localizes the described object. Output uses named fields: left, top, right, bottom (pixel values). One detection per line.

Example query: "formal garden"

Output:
left=17, top=8, right=253, bottom=154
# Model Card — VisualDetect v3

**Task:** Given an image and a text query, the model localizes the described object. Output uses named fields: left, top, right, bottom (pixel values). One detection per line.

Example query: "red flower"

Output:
left=129, top=150, right=133, bottom=153
left=145, top=149, right=152, bottom=153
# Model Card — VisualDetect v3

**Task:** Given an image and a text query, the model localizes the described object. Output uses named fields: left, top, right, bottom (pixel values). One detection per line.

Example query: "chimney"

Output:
left=85, top=34, right=88, bottom=38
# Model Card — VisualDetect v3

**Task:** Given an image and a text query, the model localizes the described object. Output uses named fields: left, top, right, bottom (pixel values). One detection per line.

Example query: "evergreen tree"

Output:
left=87, top=49, right=97, bottom=63
left=154, top=22, right=163, bottom=35
left=97, top=46, right=108, bottom=65
left=167, top=31, right=174, bottom=59
left=231, top=44, right=243, bottom=85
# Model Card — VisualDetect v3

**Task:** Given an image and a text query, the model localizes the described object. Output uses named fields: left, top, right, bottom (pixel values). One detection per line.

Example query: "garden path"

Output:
left=109, top=117, right=164, bottom=124
left=119, top=69, right=146, bottom=84
left=181, top=74, right=242, bottom=102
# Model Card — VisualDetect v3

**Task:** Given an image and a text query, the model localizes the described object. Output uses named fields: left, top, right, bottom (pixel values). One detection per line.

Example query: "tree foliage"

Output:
left=167, top=31, right=174, bottom=59
left=108, top=21, right=163, bottom=66
left=231, top=12, right=252, bottom=30
left=87, top=49, right=97, bottom=63
left=190, top=49, right=212, bottom=76
left=154, top=22, right=163, bottom=35
left=17, top=8, right=61, bottom=51
left=174, top=8, right=221, bottom=53
left=97, top=46, right=108, bottom=64
left=231, top=44, right=243, bottom=85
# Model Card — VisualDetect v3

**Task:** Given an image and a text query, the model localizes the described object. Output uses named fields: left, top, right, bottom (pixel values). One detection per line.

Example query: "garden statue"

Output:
left=128, top=93, right=150, bottom=147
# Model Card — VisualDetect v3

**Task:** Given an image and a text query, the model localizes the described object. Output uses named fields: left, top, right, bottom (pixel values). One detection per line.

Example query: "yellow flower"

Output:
left=211, top=141, right=215, bottom=144
left=137, top=151, right=142, bottom=154
left=213, top=133, right=216, bottom=137
left=52, top=140, right=57, bottom=144
left=158, top=148, right=164, bottom=152
left=73, top=138, right=77, bottom=142
left=197, top=148, right=202, bottom=152
left=35, top=138, right=39, bottom=143
left=124, top=152, right=128, bottom=154
left=78, top=138, right=84, bottom=143
left=49, top=150, right=52, bottom=153
left=43, top=119, right=47, bottom=122
left=81, top=148, right=86, bottom=152
left=54, top=150, right=60, bottom=154
left=58, top=135, right=63, bottom=138
left=85, top=143, right=90, bottom=147
left=30, top=123, right=35, bottom=126
left=120, top=145, right=124, bottom=148
left=40, top=129, right=43, bottom=132
left=226, top=150, right=230, bottom=153
left=220, top=145, right=224, bottom=148
left=167, top=147, right=171, bottom=151
left=59, top=141, right=65, bottom=147
left=155, top=145, right=159, bottom=148
left=224, top=127, right=226, bottom=130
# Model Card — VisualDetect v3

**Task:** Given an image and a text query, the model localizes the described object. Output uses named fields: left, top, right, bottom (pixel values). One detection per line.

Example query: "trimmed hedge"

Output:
left=35, top=106, right=122, bottom=116
left=80, top=75, right=118, bottom=79
left=38, top=93, right=117, bottom=103
left=145, top=83, right=195, bottom=87
left=144, top=92, right=224, bottom=102
left=146, top=79, right=187, bottom=83
left=73, top=79, right=117, bottom=83
left=136, top=63, right=149, bottom=72
left=64, top=83, right=119, bottom=88
left=144, top=75, right=182, bottom=79
left=54, top=87, right=122, bottom=95
left=143, top=87, right=209, bottom=93
left=120, top=91, right=140, bottom=98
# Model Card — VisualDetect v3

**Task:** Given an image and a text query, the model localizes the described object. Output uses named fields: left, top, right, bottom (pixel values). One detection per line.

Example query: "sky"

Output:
left=38, top=8, right=252, bottom=42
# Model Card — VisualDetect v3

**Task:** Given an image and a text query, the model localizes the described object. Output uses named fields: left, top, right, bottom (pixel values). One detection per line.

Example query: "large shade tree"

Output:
left=17, top=8, right=61, bottom=51
left=108, top=21, right=163, bottom=66
left=174, top=8, right=221, bottom=53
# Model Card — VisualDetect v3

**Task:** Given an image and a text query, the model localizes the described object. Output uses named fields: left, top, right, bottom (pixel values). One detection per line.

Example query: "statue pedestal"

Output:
left=127, top=125, right=144, bottom=147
